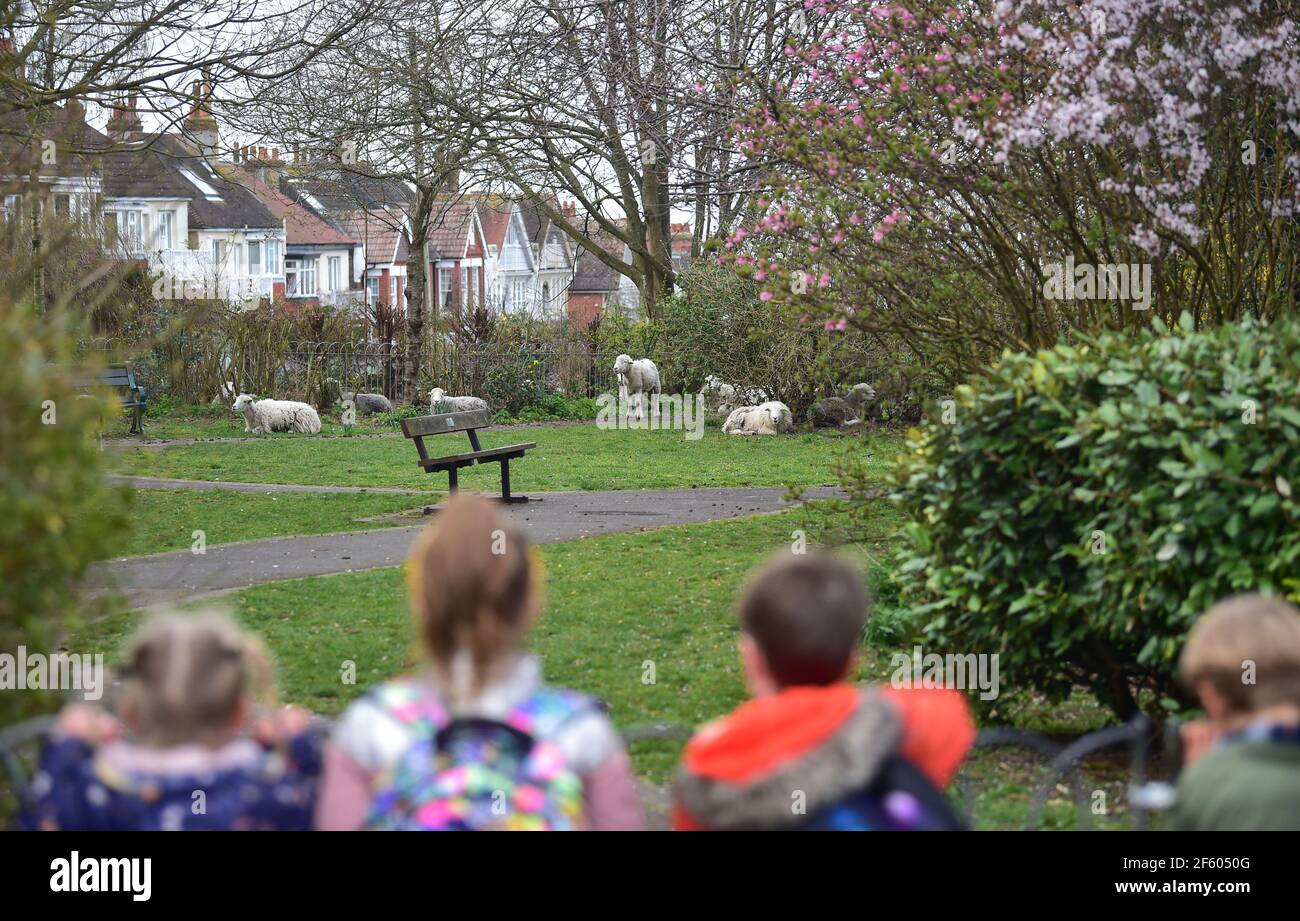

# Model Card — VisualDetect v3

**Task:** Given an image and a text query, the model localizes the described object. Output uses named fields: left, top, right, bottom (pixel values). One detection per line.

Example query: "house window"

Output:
left=467, top=267, right=478, bottom=307
left=249, top=241, right=262, bottom=275
left=327, top=256, right=341, bottom=292
left=53, top=193, right=71, bottom=217
left=366, top=276, right=379, bottom=305
left=301, top=258, right=318, bottom=296
left=263, top=240, right=281, bottom=275
left=439, top=268, right=454, bottom=309
left=2, top=194, right=20, bottom=223
left=285, top=259, right=300, bottom=295
left=118, top=210, right=145, bottom=252
left=212, top=239, right=228, bottom=265
left=156, top=211, right=175, bottom=250
left=460, top=266, right=468, bottom=309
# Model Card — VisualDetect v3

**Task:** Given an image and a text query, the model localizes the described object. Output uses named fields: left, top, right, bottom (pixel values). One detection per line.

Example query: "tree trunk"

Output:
left=401, top=191, right=434, bottom=406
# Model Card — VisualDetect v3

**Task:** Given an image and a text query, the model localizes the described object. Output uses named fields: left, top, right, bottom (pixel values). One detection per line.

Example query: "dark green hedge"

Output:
left=891, top=314, right=1300, bottom=719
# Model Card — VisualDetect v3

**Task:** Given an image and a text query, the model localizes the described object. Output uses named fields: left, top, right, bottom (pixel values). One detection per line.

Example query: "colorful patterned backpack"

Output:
left=364, top=679, right=593, bottom=831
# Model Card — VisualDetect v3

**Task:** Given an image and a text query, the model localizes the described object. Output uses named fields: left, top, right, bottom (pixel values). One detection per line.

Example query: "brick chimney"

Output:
left=184, top=74, right=219, bottom=160
left=236, top=144, right=285, bottom=186
left=105, top=94, right=143, bottom=142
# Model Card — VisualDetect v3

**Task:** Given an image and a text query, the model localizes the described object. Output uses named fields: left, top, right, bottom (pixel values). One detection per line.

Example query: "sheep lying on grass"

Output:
left=232, top=393, right=322, bottom=434
left=811, top=396, right=859, bottom=428
left=430, top=387, right=489, bottom=414
left=843, top=382, right=876, bottom=413
left=341, top=391, right=393, bottom=416
left=702, top=374, right=769, bottom=417
left=722, top=400, right=794, bottom=435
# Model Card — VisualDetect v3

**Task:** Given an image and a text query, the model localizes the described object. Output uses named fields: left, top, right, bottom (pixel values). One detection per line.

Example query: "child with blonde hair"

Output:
left=316, top=494, right=643, bottom=830
left=1171, top=593, right=1300, bottom=830
left=21, top=610, right=321, bottom=831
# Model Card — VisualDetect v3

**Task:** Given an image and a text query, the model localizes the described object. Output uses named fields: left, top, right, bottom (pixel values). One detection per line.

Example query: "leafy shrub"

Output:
left=370, top=404, right=426, bottom=428
left=0, top=302, right=131, bottom=724
left=494, top=394, right=600, bottom=424
left=890, top=314, right=1300, bottom=721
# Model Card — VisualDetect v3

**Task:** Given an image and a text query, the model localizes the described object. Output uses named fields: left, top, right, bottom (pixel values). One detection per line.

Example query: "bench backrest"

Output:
left=401, top=410, right=492, bottom=439
left=102, top=365, right=135, bottom=389
left=72, top=364, right=137, bottom=390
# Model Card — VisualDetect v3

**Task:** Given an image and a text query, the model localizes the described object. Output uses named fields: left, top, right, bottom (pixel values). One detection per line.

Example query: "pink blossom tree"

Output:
left=722, top=0, right=1299, bottom=378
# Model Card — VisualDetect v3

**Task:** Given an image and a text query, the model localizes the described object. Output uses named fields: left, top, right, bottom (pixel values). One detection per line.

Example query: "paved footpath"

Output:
left=95, top=486, right=840, bottom=609
left=109, top=475, right=425, bottom=495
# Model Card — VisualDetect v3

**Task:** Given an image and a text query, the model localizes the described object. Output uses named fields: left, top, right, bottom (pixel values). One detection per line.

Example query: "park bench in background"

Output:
left=401, top=409, right=535, bottom=503
left=76, top=364, right=147, bottom=435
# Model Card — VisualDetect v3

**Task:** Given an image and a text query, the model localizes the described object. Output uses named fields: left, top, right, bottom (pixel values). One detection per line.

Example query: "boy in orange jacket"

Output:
left=673, top=553, right=974, bottom=831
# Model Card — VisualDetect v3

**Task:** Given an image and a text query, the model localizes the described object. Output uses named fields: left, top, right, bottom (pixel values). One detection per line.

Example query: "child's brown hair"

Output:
left=739, top=552, right=868, bottom=687
left=121, top=609, right=273, bottom=747
left=406, top=494, right=538, bottom=703
left=1180, top=593, right=1300, bottom=715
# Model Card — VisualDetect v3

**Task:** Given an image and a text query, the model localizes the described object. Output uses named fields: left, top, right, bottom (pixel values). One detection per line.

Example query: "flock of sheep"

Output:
left=226, top=353, right=876, bottom=437
left=228, top=386, right=480, bottom=434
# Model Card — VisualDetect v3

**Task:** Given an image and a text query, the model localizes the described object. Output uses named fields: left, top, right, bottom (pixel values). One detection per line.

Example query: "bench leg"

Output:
left=498, top=459, right=528, bottom=503
left=447, top=466, right=459, bottom=495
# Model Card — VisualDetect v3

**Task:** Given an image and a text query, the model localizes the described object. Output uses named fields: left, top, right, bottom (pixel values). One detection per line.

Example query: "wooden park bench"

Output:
left=76, top=363, right=147, bottom=435
left=401, top=409, right=535, bottom=503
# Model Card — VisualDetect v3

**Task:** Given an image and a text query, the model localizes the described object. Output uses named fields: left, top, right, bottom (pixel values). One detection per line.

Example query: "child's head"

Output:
left=738, top=552, right=868, bottom=693
left=407, top=494, right=539, bottom=702
left=121, top=610, right=272, bottom=747
left=1180, top=594, right=1300, bottom=721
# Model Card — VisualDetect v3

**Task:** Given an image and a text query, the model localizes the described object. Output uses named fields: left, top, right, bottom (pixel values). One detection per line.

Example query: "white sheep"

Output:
left=430, top=387, right=489, bottom=414
left=613, top=354, right=662, bottom=422
left=232, top=393, right=322, bottom=434
left=341, top=391, right=393, bottom=416
left=843, top=382, right=877, bottom=411
left=212, top=380, right=237, bottom=404
left=702, top=374, right=769, bottom=417
left=722, top=401, right=794, bottom=435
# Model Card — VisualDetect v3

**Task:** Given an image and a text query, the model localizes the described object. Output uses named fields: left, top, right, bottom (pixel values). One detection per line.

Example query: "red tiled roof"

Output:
left=222, top=167, right=354, bottom=246
left=425, top=196, right=479, bottom=259
left=470, top=195, right=511, bottom=249
left=337, top=209, right=407, bottom=265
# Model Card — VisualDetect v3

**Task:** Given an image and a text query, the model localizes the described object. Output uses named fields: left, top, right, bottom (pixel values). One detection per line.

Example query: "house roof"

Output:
left=286, top=169, right=413, bottom=214
left=570, top=232, right=624, bottom=293
left=425, top=195, right=481, bottom=260
left=336, top=209, right=407, bottom=266
left=472, top=195, right=512, bottom=249
left=225, top=166, right=354, bottom=247
left=0, top=103, right=114, bottom=179
left=101, top=134, right=280, bottom=230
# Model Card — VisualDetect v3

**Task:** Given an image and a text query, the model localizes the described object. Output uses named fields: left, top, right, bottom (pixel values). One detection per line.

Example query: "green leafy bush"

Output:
left=0, top=303, right=131, bottom=724
left=890, top=314, right=1300, bottom=720
left=493, top=394, right=600, bottom=424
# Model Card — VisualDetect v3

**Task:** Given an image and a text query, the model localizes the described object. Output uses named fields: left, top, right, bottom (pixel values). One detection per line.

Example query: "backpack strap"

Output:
left=370, top=678, right=451, bottom=736
left=503, top=687, right=596, bottom=742
left=371, top=679, right=596, bottom=746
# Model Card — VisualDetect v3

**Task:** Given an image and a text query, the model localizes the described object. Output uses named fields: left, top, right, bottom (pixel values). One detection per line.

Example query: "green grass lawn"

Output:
left=111, top=423, right=901, bottom=492
left=118, top=489, right=426, bottom=557
left=104, top=400, right=414, bottom=441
